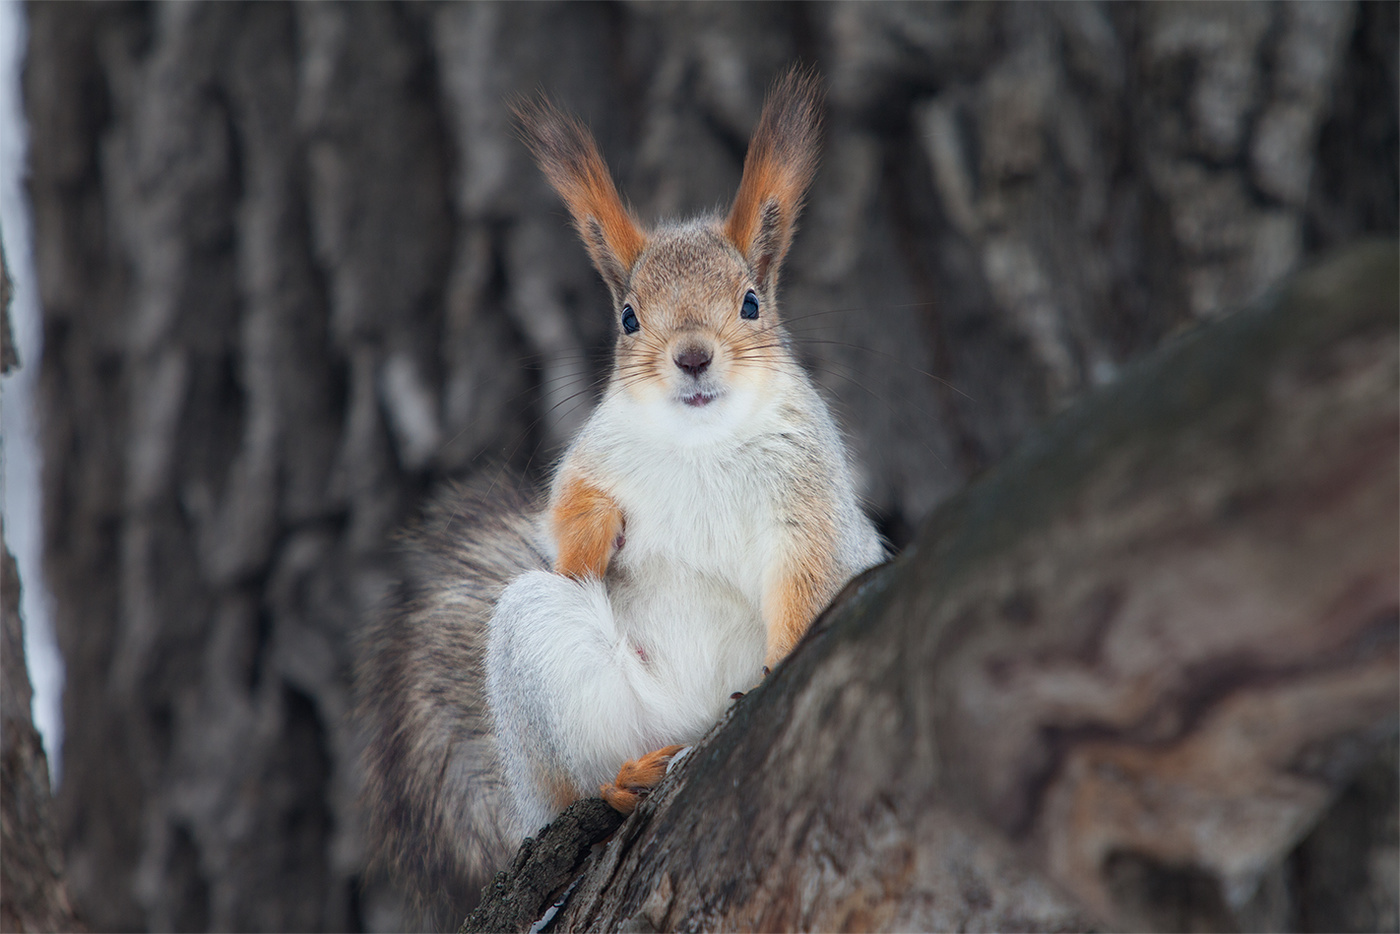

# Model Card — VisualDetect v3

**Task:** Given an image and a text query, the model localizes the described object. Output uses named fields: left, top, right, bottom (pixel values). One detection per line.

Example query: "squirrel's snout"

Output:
left=673, top=345, right=712, bottom=378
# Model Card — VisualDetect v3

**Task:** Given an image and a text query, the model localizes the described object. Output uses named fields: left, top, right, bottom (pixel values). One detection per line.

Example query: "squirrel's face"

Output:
left=518, top=70, right=823, bottom=430
left=610, top=225, right=791, bottom=417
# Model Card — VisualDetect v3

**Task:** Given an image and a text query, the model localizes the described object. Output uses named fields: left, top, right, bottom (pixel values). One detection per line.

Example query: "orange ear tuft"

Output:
left=515, top=98, right=646, bottom=300
left=724, top=67, right=824, bottom=291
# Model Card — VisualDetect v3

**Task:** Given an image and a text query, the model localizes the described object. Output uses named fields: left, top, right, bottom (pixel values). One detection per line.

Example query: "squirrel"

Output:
left=355, top=67, right=886, bottom=915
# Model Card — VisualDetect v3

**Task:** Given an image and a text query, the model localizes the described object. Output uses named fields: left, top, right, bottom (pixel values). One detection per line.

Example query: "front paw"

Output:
left=600, top=744, right=686, bottom=814
left=552, top=477, right=625, bottom=579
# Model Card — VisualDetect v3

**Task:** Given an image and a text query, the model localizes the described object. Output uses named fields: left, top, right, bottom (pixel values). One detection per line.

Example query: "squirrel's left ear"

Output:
left=724, top=67, right=824, bottom=295
left=516, top=98, right=646, bottom=304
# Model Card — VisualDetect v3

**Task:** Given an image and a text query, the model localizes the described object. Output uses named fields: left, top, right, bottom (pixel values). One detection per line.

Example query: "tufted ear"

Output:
left=516, top=98, right=646, bottom=303
left=724, top=68, right=824, bottom=294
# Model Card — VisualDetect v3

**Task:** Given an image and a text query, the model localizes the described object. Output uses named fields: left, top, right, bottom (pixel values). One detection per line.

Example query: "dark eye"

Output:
left=621, top=304, right=639, bottom=334
left=740, top=289, right=760, bottom=320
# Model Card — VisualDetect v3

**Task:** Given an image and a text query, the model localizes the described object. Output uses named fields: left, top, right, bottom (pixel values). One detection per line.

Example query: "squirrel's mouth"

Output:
left=680, top=391, right=718, bottom=408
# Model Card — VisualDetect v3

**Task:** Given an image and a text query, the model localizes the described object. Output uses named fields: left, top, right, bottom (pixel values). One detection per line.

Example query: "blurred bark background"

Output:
left=16, top=1, right=1397, bottom=931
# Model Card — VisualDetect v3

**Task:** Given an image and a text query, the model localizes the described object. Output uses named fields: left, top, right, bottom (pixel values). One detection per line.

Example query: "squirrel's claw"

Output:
left=600, top=744, right=686, bottom=815
left=731, top=665, right=774, bottom=701
left=730, top=665, right=774, bottom=702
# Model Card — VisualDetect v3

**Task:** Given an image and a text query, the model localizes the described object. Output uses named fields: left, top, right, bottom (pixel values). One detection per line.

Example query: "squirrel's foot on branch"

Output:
left=600, top=744, right=686, bottom=814
left=730, top=666, right=773, bottom=701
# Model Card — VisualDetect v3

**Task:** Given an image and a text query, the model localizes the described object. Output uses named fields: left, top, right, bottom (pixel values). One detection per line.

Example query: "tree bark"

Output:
left=473, top=241, right=1396, bottom=934
left=2, top=236, right=82, bottom=933
left=19, top=2, right=1398, bottom=931
left=1, top=528, right=83, bottom=934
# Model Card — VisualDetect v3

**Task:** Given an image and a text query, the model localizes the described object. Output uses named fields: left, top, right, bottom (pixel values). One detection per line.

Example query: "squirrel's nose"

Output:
left=674, top=346, right=712, bottom=377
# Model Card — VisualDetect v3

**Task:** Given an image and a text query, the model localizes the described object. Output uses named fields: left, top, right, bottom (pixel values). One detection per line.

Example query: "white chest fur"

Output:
left=567, top=386, right=812, bottom=726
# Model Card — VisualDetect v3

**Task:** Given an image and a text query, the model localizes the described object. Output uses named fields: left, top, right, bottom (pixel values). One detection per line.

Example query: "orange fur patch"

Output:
left=515, top=98, right=646, bottom=283
left=724, top=68, right=823, bottom=265
left=600, top=744, right=686, bottom=814
left=763, top=539, right=839, bottom=669
left=550, top=473, right=624, bottom=580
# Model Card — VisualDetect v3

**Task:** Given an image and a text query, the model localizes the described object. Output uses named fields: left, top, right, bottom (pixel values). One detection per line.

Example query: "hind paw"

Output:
left=600, top=744, right=686, bottom=814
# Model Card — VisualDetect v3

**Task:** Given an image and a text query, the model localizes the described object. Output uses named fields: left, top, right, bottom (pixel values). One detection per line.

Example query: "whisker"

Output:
left=449, top=372, right=613, bottom=528
left=817, top=365, right=951, bottom=475
left=780, top=299, right=939, bottom=325
left=787, top=337, right=974, bottom=401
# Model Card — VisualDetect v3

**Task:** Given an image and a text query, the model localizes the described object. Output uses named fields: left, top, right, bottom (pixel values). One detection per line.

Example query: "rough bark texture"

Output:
left=2, top=244, right=82, bottom=933
left=19, top=2, right=1398, bottom=931
left=461, top=242, right=1399, bottom=933
left=461, top=798, right=624, bottom=934
left=1, top=522, right=82, bottom=934
left=1, top=240, right=16, bottom=373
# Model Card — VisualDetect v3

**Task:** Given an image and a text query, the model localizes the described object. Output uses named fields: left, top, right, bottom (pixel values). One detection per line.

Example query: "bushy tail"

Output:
left=354, top=475, right=547, bottom=922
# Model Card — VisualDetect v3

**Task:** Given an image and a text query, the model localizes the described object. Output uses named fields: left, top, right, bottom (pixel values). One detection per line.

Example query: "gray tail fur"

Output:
left=354, top=474, right=547, bottom=923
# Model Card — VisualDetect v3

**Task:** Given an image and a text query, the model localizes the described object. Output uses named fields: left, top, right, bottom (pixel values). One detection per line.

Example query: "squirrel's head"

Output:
left=517, top=68, right=822, bottom=421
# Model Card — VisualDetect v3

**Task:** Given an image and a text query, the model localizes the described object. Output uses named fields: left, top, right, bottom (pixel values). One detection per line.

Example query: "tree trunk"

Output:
left=1, top=527, right=83, bottom=934
left=19, top=2, right=1397, bottom=931
left=2, top=239, right=82, bottom=933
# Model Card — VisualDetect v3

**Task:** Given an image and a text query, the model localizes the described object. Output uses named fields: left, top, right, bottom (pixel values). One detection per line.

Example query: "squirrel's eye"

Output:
left=740, top=289, right=760, bottom=320
left=621, top=304, right=640, bottom=334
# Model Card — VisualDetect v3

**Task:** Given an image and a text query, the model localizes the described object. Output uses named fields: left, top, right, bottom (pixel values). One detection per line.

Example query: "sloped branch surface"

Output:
left=465, top=242, right=1399, bottom=933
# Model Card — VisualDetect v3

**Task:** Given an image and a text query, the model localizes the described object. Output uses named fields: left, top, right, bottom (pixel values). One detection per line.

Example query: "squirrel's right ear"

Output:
left=725, top=68, right=824, bottom=295
left=516, top=98, right=646, bottom=303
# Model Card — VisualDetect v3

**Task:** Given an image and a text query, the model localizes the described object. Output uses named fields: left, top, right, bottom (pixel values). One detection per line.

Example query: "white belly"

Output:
left=567, top=386, right=826, bottom=744
left=606, top=557, right=766, bottom=743
left=598, top=442, right=776, bottom=740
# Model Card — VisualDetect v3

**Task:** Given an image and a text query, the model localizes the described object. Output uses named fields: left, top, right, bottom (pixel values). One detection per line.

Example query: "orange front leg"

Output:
left=550, top=472, right=624, bottom=580
left=762, top=546, right=840, bottom=670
